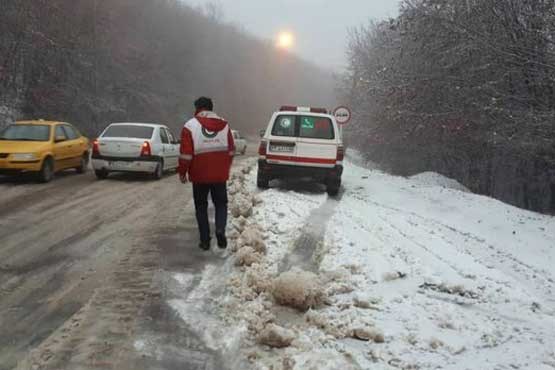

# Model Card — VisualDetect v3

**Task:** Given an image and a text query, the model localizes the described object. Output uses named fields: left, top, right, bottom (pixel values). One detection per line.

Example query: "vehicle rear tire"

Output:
left=76, top=153, right=89, bottom=174
left=95, top=169, right=109, bottom=180
left=257, top=172, right=269, bottom=189
left=326, top=179, right=341, bottom=196
left=153, top=159, right=163, bottom=180
left=38, top=157, right=54, bottom=183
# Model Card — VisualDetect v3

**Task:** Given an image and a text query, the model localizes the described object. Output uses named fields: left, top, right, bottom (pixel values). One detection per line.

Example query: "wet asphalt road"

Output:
left=0, top=156, right=252, bottom=370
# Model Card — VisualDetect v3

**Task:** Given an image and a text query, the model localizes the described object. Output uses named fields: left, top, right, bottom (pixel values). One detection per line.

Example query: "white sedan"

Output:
left=91, top=123, right=179, bottom=180
left=232, top=130, right=247, bottom=155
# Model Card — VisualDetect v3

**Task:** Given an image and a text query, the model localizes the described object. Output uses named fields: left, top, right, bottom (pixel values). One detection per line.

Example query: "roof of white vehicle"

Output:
left=273, top=111, right=334, bottom=119
left=109, top=122, right=164, bottom=128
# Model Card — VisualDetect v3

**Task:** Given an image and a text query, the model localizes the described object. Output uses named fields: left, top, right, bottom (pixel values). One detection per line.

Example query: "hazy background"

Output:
left=187, top=0, right=400, bottom=70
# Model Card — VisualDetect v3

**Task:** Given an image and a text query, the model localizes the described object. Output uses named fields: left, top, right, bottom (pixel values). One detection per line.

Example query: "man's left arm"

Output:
left=227, top=128, right=236, bottom=162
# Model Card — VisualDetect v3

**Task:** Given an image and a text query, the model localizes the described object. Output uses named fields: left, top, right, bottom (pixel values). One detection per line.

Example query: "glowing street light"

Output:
left=276, top=31, right=295, bottom=50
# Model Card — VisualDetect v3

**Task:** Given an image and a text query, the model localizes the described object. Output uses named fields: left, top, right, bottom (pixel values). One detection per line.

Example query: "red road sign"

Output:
left=333, top=106, right=352, bottom=125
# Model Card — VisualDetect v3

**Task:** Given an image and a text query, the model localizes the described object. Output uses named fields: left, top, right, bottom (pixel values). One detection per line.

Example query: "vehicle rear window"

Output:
left=102, top=125, right=154, bottom=139
left=299, top=116, right=335, bottom=140
left=271, top=115, right=296, bottom=137
left=0, top=125, right=51, bottom=142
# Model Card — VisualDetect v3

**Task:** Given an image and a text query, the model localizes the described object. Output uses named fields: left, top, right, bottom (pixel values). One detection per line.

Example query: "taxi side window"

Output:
left=272, top=115, right=296, bottom=137
left=63, top=125, right=79, bottom=140
left=55, top=125, right=67, bottom=141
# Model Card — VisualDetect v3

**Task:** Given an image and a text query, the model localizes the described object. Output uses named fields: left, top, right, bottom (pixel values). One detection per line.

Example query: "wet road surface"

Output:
left=0, top=157, right=251, bottom=370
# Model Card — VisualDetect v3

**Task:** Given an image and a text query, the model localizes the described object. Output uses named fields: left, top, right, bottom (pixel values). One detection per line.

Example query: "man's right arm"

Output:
left=178, top=126, right=194, bottom=179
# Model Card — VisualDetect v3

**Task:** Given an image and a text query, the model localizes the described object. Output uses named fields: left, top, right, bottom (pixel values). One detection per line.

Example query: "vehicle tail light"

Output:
left=258, top=140, right=267, bottom=156
left=310, top=108, right=328, bottom=114
left=279, top=106, right=328, bottom=114
left=140, top=141, right=152, bottom=157
left=92, top=140, right=100, bottom=156
left=336, top=145, right=345, bottom=162
left=280, top=106, right=297, bottom=112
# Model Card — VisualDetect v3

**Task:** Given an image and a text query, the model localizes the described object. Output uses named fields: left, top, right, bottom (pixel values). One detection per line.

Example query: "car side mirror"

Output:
left=55, top=136, right=66, bottom=143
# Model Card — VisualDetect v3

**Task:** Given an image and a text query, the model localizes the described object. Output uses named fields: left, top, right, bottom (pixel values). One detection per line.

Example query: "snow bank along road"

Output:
left=0, top=154, right=253, bottom=370
left=169, top=155, right=554, bottom=370
left=1, top=152, right=554, bottom=370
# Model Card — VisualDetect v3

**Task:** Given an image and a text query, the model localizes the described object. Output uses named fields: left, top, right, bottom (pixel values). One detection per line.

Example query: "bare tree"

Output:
left=343, top=0, right=555, bottom=213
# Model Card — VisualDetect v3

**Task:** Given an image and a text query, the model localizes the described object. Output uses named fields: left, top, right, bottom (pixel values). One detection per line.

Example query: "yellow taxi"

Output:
left=0, top=120, right=90, bottom=182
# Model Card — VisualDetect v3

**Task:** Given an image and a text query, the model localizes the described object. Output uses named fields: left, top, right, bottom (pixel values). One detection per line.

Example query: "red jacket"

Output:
left=178, top=111, right=235, bottom=183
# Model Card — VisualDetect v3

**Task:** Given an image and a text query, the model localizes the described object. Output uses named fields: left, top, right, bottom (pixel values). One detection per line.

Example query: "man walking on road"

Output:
left=178, top=97, right=235, bottom=250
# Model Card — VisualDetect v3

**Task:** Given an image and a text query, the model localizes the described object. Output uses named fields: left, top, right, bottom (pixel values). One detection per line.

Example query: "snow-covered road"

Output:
left=197, top=155, right=555, bottom=370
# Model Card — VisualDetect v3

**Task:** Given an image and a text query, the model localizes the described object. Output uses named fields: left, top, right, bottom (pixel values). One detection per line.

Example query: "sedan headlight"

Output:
left=11, top=153, right=38, bottom=161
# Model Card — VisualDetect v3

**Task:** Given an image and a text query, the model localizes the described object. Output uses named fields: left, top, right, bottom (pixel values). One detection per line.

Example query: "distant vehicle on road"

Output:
left=232, top=130, right=247, bottom=155
left=0, top=120, right=90, bottom=183
left=257, top=106, right=344, bottom=196
left=92, top=123, right=179, bottom=180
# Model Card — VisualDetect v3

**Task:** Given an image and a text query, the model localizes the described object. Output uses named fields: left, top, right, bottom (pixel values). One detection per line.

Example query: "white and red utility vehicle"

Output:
left=257, top=106, right=344, bottom=196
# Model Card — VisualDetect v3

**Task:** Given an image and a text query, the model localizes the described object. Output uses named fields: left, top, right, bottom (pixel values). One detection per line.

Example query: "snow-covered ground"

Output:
left=320, top=160, right=555, bottom=370
left=168, top=157, right=555, bottom=370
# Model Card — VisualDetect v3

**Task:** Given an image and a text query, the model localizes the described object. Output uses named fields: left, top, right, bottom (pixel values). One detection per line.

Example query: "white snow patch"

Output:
left=319, top=160, right=555, bottom=370
left=410, top=171, right=470, bottom=192
left=169, top=265, right=248, bottom=358
left=209, top=158, right=555, bottom=369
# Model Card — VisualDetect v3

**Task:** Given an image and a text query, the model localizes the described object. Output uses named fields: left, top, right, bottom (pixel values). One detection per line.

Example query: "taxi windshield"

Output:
left=0, top=125, right=51, bottom=142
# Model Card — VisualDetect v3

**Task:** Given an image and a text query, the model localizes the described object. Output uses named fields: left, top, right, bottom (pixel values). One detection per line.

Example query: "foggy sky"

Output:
left=188, top=0, right=400, bottom=71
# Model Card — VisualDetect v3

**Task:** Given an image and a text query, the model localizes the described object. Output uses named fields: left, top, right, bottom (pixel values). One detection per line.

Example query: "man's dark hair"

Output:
left=194, top=97, right=214, bottom=111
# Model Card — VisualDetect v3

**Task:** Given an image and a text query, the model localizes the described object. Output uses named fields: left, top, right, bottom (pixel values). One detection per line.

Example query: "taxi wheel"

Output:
left=153, top=159, right=163, bottom=180
left=76, top=154, right=89, bottom=174
left=38, top=158, right=54, bottom=183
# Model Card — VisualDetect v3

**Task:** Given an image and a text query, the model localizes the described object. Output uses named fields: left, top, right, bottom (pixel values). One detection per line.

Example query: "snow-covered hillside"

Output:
left=318, top=160, right=555, bottom=369
left=168, top=158, right=555, bottom=370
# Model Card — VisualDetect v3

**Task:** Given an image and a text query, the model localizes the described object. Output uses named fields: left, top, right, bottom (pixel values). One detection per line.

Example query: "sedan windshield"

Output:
left=0, top=125, right=51, bottom=142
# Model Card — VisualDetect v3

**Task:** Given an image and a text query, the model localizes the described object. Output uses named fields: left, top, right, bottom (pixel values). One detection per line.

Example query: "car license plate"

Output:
left=270, top=145, right=294, bottom=153
left=110, top=161, right=130, bottom=168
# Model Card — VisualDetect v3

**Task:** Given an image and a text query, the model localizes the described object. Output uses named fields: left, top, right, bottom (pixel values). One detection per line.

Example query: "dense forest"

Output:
left=344, top=0, right=555, bottom=213
left=0, top=0, right=335, bottom=137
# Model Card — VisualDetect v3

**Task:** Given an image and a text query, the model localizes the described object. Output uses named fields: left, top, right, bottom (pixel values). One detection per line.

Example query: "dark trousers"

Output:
left=192, top=183, right=228, bottom=242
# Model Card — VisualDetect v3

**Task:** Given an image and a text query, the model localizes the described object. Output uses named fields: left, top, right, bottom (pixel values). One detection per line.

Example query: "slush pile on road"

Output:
left=170, top=157, right=555, bottom=369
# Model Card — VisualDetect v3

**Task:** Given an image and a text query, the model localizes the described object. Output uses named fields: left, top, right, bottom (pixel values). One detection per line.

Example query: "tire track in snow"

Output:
left=279, top=194, right=342, bottom=273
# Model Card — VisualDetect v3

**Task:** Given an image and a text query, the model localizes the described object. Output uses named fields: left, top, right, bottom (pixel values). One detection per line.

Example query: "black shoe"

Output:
left=199, top=240, right=211, bottom=251
left=216, top=233, right=227, bottom=249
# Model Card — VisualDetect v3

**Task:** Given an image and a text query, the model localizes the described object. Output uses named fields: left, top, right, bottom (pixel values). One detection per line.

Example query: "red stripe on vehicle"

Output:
left=266, top=154, right=336, bottom=165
